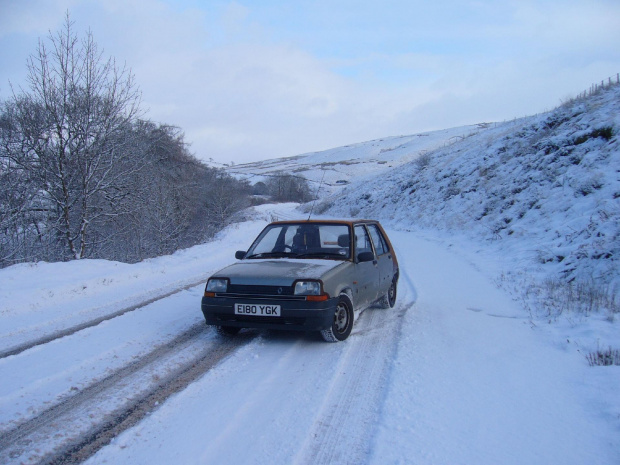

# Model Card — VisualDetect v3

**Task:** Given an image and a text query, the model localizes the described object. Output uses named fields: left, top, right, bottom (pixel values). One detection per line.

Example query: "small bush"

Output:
left=536, top=278, right=619, bottom=317
left=313, top=200, right=334, bottom=215
left=577, top=175, right=604, bottom=196
left=415, top=152, right=432, bottom=170
left=574, top=127, right=614, bottom=145
left=586, top=348, right=620, bottom=366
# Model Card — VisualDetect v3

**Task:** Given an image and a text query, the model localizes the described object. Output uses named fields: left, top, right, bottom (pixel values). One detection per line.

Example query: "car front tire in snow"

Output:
left=321, top=295, right=354, bottom=342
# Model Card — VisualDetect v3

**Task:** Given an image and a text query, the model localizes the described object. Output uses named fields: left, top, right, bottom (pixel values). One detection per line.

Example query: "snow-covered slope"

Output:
left=226, top=124, right=491, bottom=192
left=323, top=84, right=620, bottom=316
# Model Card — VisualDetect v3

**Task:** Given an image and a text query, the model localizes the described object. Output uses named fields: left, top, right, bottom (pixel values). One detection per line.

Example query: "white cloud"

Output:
left=0, top=0, right=77, bottom=36
left=1, top=0, right=619, bottom=164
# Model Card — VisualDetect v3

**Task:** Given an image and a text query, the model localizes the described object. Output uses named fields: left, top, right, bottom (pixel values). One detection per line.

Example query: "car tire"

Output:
left=378, top=278, right=397, bottom=309
left=321, top=294, right=354, bottom=342
left=216, top=325, right=241, bottom=336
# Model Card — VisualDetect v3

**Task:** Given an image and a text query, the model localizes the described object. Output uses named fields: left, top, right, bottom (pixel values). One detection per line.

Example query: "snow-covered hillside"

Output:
left=323, top=84, right=620, bottom=319
left=227, top=124, right=491, bottom=193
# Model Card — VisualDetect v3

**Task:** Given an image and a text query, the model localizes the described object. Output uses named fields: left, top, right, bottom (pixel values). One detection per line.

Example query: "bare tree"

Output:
left=11, top=13, right=142, bottom=259
left=130, top=124, right=204, bottom=258
left=265, top=173, right=312, bottom=203
left=204, top=169, right=250, bottom=230
left=0, top=13, right=254, bottom=268
left=0, top=102, right=43, bottom=262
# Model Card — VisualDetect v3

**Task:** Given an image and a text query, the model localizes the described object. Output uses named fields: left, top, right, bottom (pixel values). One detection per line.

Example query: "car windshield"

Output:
left=245, top=223, right=351, bottom=260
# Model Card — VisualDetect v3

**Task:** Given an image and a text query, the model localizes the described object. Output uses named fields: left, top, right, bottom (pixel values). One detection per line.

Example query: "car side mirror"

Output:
left=357, top=251, right=375, bottom=263
left=235, top=250, right=246, bottom=260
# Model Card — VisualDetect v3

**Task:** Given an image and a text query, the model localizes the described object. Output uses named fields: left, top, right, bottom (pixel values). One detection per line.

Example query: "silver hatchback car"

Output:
left=201, top=220, right=399, bottom=342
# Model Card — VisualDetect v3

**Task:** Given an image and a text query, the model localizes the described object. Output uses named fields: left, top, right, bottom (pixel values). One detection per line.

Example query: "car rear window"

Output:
left=367, top=224, right=389, bottom=255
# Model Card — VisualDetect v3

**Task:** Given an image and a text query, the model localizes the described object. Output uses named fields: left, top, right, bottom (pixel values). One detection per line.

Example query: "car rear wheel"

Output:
left=378, top=278, right=397, bottom=308
left=321, top=295, right=354, bottom=342
left=216, top=325, right=241, bottom=336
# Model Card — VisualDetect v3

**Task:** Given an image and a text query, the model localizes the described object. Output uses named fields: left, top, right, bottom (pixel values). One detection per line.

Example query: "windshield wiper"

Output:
left=295, top=252, right=347, bottom=259
left=246, top=251, right=299, bottom=259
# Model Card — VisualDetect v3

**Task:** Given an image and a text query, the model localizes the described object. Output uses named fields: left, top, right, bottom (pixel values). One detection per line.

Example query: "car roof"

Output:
left=269, top=219, right=380, bottom=227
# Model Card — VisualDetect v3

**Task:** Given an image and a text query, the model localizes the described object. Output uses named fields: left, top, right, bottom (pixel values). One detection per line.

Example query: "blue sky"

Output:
left=1, top=0, right=619, bottom=164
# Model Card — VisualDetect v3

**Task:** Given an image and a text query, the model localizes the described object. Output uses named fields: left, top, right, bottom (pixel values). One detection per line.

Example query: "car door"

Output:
left=367, top=223, right=394, bottom=296
left=353, top=224, right=379, bottom=306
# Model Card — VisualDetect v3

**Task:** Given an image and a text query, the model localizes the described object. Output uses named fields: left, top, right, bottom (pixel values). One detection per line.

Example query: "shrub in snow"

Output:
left=414, top=152, right=432, bottom=171
left=586, top=348, right=620, bottom=366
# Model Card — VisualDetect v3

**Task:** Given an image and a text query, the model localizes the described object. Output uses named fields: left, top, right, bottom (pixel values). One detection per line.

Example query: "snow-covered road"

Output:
left=1, top=206, right=618, bottom=464
left=370, top=231, right=618, bottom=464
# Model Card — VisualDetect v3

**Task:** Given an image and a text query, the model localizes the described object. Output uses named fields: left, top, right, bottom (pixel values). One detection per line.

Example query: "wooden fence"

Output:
left=574, top=73, right=620, bottom=100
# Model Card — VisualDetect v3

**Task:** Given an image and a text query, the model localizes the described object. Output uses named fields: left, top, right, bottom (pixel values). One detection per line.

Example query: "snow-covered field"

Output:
left=1, top=85, right=619, bottom=464
left=0, top=202, right=618, bottom=464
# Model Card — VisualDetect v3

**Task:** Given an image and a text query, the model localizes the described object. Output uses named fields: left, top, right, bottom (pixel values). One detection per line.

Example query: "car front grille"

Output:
left=220, top=284, right=303, bottom=300
left=228, top=284, right=294, bottom=295
left=218, top=293, right=305, bottom=301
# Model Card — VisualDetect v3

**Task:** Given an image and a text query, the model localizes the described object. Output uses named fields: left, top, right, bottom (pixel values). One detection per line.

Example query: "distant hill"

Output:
left=226, top=124, right=492, bottom=195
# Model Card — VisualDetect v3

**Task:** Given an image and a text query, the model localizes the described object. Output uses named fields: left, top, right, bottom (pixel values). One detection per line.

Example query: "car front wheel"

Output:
left=321, top=295, right=354, bottom=342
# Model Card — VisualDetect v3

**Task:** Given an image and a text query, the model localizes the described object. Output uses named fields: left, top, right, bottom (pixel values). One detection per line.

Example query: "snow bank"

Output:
left=0, top=204, right=285, bottom=353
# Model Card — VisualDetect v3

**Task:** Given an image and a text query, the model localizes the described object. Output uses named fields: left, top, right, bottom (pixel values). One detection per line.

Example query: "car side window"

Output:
left=354, top=225, right=373, bottom=257
left=367, top=224, right=389, bottom=255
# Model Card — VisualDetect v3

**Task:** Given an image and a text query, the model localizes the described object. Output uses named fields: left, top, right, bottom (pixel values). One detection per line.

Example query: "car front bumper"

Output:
left=201, top=295, right=338, bottom=332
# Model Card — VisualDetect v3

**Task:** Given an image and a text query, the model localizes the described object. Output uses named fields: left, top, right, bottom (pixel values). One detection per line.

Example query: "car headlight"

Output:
left=294, top=281, right=322, bottom=295
left=206, top=278, right=228, bottom=293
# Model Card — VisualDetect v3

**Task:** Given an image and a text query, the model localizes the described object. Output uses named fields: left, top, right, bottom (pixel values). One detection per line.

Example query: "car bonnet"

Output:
left=212, top=259, right=345, bottom=286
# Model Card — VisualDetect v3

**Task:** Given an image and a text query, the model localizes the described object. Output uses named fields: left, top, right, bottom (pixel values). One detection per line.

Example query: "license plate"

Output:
left=234, top=303, right=281, bottom=317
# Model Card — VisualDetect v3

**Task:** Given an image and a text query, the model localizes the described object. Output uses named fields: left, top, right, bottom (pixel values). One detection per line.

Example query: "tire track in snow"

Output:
left=0, top=276, right=209, bottom=360
left=0, top=323, right=253, bottom=465
left=195, top=335, right=313, bottom=461
left=293, top=270, right=415, bottom=465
